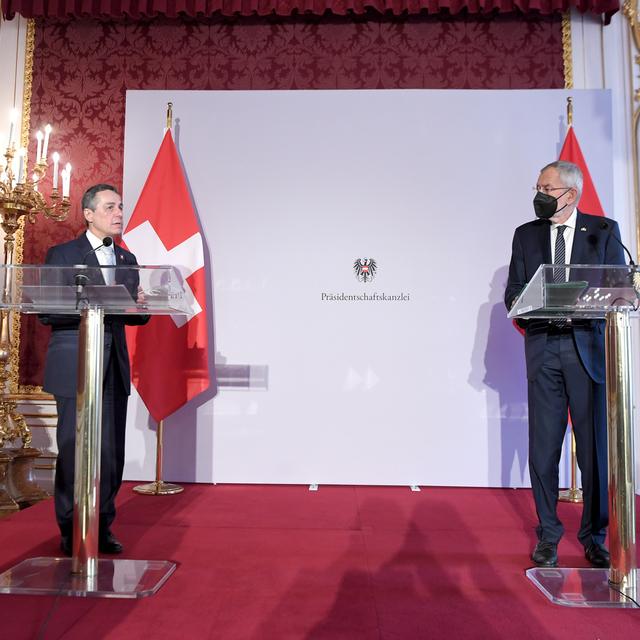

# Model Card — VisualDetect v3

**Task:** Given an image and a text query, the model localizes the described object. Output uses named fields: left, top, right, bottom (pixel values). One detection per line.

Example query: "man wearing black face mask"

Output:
left=504, top=160, right=625, bottom=569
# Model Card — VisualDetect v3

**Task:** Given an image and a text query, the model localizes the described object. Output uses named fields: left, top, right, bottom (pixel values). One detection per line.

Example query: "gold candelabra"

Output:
left=0, top=119, right=71, bottom=447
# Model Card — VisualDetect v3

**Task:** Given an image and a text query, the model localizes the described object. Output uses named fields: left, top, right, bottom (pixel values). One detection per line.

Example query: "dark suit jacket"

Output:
left=504, top=211, right=625, bottom=384
left=40, top=233, right=149, bottom=398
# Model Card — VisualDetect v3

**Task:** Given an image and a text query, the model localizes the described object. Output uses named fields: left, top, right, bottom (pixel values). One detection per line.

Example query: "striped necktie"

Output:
left=552, top=225, right=567, bottom=327
left=553, top=225, right=567, bottom=282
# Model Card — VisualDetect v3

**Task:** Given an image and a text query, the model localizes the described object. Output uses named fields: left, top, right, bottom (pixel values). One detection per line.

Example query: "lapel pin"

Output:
left=580, top=227, right=587, bottom=232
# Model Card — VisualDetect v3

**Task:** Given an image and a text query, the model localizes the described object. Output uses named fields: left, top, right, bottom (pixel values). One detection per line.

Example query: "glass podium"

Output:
left=509, top=264, right=639, bottom=608
left=0, top=264, right=190, bottom=598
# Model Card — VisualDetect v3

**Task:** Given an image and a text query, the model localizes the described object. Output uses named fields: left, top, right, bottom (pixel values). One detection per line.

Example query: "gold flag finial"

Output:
left=567, top=96, right=573, bottom=127
left=166, top=102, right=173, bottom=131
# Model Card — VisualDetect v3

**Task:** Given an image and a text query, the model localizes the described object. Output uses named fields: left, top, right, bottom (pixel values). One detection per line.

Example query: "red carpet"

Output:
left=0, top=484, right=639, bottom=639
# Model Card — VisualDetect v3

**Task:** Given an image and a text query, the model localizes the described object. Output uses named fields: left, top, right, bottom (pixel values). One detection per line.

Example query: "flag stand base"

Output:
left=558, top=487, right=583, bottom=503
left=558, top=430, right=583, bottom=503
left=134, top=481, right=183, bottom=495
left=133, top=419, right=184, bottom=496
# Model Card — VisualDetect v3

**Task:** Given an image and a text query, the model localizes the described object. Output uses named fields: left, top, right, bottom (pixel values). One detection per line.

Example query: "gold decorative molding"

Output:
left=0, top=17, right=42, bottom=449
left=13, top=387, right=49, bottom=398
left=562, top=12, right=573, bottom=90
left=624, top=0, right=640, bottom=47
left=10, top=19, right=35, bottom=396
left=623, top=0, right=640, bottom=261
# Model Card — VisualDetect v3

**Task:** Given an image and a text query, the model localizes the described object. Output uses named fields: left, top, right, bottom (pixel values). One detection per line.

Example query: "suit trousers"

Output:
left=54, top=341, right=128, bottom=538
left=527, top=332, right=607, bottom=547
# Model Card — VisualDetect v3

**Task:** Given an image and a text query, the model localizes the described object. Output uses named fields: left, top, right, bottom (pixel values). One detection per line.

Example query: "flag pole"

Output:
left=558, top=96, right=583, bottom=505
left=558, top=417, right=582, bottom=503
left=133, top=101, right=184, bottom=497
left=133, top=419, right=183, bottom=495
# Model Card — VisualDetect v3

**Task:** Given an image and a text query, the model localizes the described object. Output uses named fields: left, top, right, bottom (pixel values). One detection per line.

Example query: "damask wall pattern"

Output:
left=20, top=12, right=564, bottom=386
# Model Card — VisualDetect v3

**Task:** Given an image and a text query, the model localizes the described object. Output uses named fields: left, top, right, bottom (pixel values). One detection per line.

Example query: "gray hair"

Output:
left=540, top=160, right=583, bottom=202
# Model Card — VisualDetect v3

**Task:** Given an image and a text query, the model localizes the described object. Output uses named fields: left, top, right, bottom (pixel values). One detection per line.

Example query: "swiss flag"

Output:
left=123, top=130, right=210, bottom=422
left=559, top=125, right=605, bottom=217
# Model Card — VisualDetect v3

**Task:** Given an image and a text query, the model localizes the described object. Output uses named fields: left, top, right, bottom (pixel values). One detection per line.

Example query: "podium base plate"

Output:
left=527, top=567, right=639, bottom=608
left=0, top=557, right=176, bottom=599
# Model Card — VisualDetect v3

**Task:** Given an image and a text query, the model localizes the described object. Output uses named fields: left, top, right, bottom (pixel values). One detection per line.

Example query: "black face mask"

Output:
left=533, top=189, right=570, bottom=219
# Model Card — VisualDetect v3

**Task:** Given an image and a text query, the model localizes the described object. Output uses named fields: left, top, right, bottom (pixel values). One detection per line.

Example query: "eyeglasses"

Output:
left=534, top=185, right=572, bottom=195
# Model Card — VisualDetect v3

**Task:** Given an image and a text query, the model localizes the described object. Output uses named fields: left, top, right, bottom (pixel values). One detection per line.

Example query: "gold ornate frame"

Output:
left=12, top=19, right=36, bottom=397
left=562, top=12, right=573, bottom=90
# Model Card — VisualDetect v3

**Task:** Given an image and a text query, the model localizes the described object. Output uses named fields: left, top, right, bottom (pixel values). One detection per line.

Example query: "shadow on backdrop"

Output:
left=469, top=266, right=528, bottom=488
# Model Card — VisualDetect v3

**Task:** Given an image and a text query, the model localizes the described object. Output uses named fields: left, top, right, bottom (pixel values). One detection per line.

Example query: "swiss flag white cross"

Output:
left=124, top=219, right=204, bottom=328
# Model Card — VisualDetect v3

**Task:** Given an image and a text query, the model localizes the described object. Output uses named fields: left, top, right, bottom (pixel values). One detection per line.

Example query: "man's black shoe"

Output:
left=585, top=543, right=610, bottom=568
left=531, top=541, right=558, bottom=567
left=99, top=531, right=123, bottom=554
left=60, top=535, right=72, bottom=557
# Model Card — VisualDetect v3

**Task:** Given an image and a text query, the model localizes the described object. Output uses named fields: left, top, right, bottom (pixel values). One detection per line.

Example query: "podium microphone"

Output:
left=80, top=236, right=113, bottom=264
left=74, top=237, right=113, bottom=307
left=599, top=221, right=635, bottom=266
left=599, top=221, right=640, bottom=296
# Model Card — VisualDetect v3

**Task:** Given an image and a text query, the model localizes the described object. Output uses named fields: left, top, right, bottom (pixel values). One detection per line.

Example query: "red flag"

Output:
left=558, top=126, right=605, bottom=217
left=123, top=130, right=210, bottom=422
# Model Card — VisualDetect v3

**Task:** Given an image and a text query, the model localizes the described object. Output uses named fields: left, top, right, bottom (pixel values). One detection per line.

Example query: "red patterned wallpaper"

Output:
left=20, top=12, right=564, bottom=386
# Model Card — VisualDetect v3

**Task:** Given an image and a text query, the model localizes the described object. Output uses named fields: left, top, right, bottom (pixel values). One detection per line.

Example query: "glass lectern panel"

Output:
left=508, top=264, right=639, bottom=320
left=0, top=265, right=191, bottom=315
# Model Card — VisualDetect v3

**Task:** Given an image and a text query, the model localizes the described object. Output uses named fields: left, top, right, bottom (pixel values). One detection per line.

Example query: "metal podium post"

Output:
left=72, top=307, right=105, bottom=576
left=605, top=310, right=637, bottom=598
left=0, top=283, right=177, bottom=598
left=526, top=308, right=639, bottom=608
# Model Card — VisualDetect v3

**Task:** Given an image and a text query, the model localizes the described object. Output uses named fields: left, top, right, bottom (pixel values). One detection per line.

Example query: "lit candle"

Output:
left=17, top=147, right=26, bottom=183
left=42, top=124, right=52, bottom=160
left=62, top=162, right=71, bottom=197
left=8, top=108, right=18, bottom=148
left=36, top=130, right=43, bottom=163
left=52, top=152, right=60, bottom=189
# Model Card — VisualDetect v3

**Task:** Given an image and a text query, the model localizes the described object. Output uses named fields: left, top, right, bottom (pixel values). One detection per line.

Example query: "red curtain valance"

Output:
left=1, top=0, right=620, bottom=19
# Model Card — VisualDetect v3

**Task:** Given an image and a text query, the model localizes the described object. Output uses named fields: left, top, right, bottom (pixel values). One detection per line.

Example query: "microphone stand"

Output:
left=74, top=272, right=89, bottom=310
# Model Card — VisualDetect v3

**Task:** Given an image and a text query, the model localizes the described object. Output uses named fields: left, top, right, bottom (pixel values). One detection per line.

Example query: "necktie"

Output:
left=103, top=246, right=116, bottom=285
left=553, top=225, right=566, bottom=283
left=552, top=225, right=567, bottom=327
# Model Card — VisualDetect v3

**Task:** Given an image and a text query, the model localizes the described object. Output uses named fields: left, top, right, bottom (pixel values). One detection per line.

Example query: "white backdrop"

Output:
left=122, top=89, right=613, bottom=487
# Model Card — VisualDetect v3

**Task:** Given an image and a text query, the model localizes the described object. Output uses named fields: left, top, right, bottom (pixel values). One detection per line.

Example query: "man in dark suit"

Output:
left=505, top=161, right=625, bottom=568
left=41, top=184, right=149, bottom=556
